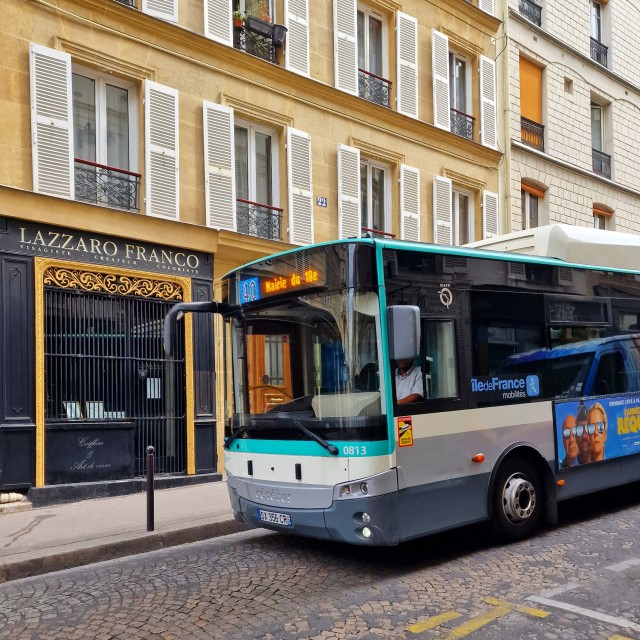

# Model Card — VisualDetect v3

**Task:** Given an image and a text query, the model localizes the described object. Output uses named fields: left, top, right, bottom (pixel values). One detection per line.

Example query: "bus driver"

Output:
left=395, top=359, right=424, bottom=405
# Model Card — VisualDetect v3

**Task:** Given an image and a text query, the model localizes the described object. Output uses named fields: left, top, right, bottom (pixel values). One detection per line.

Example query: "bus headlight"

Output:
left=361, top=526, right=372, bottom=539
left=361, top=512, right=371, bottom=525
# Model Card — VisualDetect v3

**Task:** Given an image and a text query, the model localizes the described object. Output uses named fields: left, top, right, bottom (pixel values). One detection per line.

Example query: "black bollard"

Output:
left=146, top=445, right=155, bottom=532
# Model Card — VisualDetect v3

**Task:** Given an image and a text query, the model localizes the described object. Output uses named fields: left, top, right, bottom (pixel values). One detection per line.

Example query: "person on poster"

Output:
left=576, top=400, right=592, bottom=465
left=394, top=359, right=423, bottom=405
left=560, top=414, right=579, bottom=468
left=588, top=402, right=608, bottom=462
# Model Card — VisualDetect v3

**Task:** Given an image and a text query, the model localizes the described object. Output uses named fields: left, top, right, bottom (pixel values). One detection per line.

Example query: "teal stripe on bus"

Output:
left=226, top=439, right=392, bottom=457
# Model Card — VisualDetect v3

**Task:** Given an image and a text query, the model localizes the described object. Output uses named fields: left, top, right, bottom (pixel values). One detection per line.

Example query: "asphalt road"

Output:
left=0, top=484, right=638, bottom=640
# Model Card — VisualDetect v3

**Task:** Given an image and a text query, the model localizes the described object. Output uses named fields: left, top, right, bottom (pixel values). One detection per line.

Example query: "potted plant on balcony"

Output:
left=233, top=10, right=245, bottom=28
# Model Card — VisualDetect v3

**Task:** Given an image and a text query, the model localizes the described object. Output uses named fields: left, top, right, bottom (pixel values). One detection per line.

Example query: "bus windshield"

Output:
left=229, top=288, right=387, bottom=441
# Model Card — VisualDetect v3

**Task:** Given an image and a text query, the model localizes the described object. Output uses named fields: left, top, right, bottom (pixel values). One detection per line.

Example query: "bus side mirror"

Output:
left=387, top=305, right=420, bottom=361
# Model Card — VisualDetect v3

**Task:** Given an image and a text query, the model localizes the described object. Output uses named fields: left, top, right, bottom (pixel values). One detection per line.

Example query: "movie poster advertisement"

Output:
left=554, top=395, right=640, bottom=471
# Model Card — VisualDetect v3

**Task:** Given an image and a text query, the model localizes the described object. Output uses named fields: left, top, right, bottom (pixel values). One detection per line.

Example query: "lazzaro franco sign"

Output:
left=0, top=218, right=210, bottom=278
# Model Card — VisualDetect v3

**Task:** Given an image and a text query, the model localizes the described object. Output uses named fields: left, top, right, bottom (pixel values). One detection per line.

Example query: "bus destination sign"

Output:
left=239, top=268, right=322, bottom=304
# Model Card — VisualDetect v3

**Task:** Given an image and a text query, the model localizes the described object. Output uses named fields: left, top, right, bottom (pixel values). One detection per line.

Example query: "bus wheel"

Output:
left=491, top=458, right=542, bottom=542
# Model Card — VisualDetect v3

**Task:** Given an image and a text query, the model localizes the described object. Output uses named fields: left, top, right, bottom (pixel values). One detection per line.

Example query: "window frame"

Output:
left=360, top=157, right=391, bottom=235
left=521, top=188, right=540, bottom=230
left=591, top=103, right=605, bottom=153
left=72, top=64, right=138, bottom=172
left=356, top=4, right=389, bottom=80
left=449, top=51, right=471, bottom=116
left=452, top=187, right=474, bottom=246
left=235, top=0, right=275, bottom=21
left=591, top=0, right=602, bottom=42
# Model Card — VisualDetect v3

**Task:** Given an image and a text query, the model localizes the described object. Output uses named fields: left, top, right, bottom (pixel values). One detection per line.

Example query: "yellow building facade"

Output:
left=0, top=0, right=501, bottom=496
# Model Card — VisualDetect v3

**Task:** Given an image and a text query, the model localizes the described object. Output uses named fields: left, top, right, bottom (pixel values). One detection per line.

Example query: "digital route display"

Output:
left=238, top=268, right=322, bottom=304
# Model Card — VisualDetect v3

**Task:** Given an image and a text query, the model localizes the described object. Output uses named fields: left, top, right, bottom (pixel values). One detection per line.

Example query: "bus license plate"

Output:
left=258, top=509, right=292, bottom=527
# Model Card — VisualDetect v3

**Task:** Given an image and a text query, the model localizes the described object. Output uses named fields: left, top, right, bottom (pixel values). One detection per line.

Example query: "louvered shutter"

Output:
left=204, top=102, right=235, bottom=231
left=334, top=0, right=358, bottom=95
left=400, top=165, right=420, bottom=241
left=483, top=190, right=499, bottom=238
left=29, top=44, right=74, bottom=199
left=397, top=12, right=418, bottom=119
left=142, top=0, right=178, bottom=22
left=480, top=56, right=497, bottom=149
left=285, top=0, right=310, bottom=77
left=287, top=128, right=313, bottom=245
left=205, top=0, right=232, bottom=46
left=433, top=176, right=453, bottom=246
left=479, top=0, right=495, bottom=16
left=338, top=145, right=360, bottom=239
left=432, top=30, right=450, bottom=131
left=145, top=80, right=179, bottom=220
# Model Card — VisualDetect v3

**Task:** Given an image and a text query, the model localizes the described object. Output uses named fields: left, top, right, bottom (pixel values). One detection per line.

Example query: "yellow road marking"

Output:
left=444, top=603, right=512, bottom=638
left=406, top=611, right=462, bottom=634
left=608, top=636, right=636, bottom=640
left=484, top=597, right=550, bottom=618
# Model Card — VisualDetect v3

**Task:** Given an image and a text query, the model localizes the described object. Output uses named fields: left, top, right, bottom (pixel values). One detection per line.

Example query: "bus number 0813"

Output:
left=343, top=445, right=367, bottom=456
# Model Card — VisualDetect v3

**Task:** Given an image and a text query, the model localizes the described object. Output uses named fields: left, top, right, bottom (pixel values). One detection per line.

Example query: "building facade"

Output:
left=1, top=0, right=502, bottom=495
left=505, top=0, right=640, bottom=234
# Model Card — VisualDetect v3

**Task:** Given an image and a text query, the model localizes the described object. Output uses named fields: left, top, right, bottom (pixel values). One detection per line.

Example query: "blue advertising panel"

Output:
left=554, top=394, right=640, bottom=471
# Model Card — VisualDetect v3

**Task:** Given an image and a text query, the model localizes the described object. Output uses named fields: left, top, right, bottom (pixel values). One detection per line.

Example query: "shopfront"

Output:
left=0, top=217, right=216, bottom=492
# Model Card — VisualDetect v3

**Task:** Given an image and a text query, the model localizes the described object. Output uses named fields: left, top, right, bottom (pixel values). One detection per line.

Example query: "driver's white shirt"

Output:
left=395, top=365, right=423, bottom=401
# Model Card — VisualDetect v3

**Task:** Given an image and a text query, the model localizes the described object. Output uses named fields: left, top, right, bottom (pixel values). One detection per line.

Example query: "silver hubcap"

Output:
left=502, top=473, right=536, bottom=525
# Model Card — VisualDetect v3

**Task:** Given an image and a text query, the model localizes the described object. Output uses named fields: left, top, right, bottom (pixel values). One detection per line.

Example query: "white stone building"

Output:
left=503, top=0, right=640, bottom=235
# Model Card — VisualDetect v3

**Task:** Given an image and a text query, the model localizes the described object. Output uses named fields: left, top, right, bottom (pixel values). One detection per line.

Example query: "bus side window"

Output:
left=423, top=320, right=458, bottom=400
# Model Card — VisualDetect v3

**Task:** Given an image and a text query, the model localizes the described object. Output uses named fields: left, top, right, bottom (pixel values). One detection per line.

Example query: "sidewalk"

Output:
left=0, top=481, right=248, bottom=583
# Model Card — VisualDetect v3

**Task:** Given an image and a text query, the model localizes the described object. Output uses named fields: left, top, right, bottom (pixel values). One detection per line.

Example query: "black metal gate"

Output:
left=44, top=280, right=186, bottom=476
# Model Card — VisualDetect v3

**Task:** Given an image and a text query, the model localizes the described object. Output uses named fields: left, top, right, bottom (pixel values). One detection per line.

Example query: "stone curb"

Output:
left=0, top=518, right=249, bottom=584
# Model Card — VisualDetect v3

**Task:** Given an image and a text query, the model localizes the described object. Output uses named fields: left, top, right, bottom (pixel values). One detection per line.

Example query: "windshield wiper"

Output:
left=291, top=419, right=339, bottom=456
left=224, top=427, right=246, bottom=450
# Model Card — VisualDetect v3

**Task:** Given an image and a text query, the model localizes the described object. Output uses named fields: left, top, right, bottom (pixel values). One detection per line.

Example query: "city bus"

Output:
left=164, top=228, right=640, bottom=545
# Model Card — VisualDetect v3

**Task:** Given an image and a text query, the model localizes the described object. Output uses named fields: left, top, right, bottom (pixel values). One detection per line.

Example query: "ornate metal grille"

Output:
left=521, top=117, right=545, bottom=151
left=233, top=27, right=277, bottom=64
left=590, top=37, right=608, bottom=67
left=44, top=269, right=186, bottom=476
left=236, top=199, right=282, bottom=240
left=450, top=108, right=475, bottom=140
left=592, top=149, right=611, bottom=179
left=358, top=69, right=391, bottom=108
left=113, top=0, right=135, bottom=6
left=519, top=0, right=542, bottom=26
left=74, top=159, right=140, bottom=212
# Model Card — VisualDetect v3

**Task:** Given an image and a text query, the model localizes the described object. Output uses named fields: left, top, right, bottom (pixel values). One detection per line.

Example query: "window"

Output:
left=234, top=0, right=274, bottom=21
left=590, top=1, right=601, bottom=41
left=591, top=104, right=611, bottom=178
left=234, top=121, right=281, bottom=239
left=72, top=67, right=138, bottom=210
left=357, top=6, right=390, bottom=107
left=449, top=52, right=473, bottom=140
left=521, top=188, right=539, bottom=230
left=519, top=57, right=544, bottom=151
left=424, top=320, right=458, bottom=400
left=452, top=189, right=473, bottom=245
left=360, top=160, right=390, bottom=235
left=593, top=206, right=612, bottom=230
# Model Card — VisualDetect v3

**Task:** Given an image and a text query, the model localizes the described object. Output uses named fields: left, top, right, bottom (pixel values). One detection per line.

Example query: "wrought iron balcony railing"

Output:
left=592, top=148, right=611, bottom=179
left=519, top=0, right=542, bottom=26
left=361, top=227, right=395, bottom=239
left=358, top=69, right=391, bottom=108
left=114, top=0, right=135, bottom=6
left=233, top=27, right=277, bottom=64
left=450, top=108, right=475, bottom=140
left=590, top=37, right=608, bottom=67
left=74, top=158, right=140, bottom=212
left=520, top=117, right=545, bottom=152
left=236, top=198, right=283, bottom=240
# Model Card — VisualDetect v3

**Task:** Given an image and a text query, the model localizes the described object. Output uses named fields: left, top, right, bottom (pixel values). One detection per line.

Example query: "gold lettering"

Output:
left=187, top=254, right=199, bottom=269
left=76, top=237, right=88, bottom=252
left=149, top=249, right=159, bottom=262
left=103, top=241, right=117, bottom=256
left=136, top=247, right=147, bottom=261
left=47, top=232, right=61, bottom=247
left=90, top=238, right=102, bottom=254
left=60, top=234, right=74, bottom=249
left=161, top=250, right=173, bottom=264
left=19, top=227, right=28, bottom=243
left=125, top=244, right=135, bottom=259
left=33, top=231, right=46, bottom=246
left=174, top=253, right=186, bottom=267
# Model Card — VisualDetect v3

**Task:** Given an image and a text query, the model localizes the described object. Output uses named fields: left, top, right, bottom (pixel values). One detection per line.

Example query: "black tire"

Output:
left=491, top=457, right=543, bottom=543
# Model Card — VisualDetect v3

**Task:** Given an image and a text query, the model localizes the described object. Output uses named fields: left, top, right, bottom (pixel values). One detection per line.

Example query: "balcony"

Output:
left=236, top=198, right=283, bottom=240
left=592, top=148, right=611, bottom=179
left=450, top=108, right=475, bottom=141
left=590, top=37, right=608, bottom=67
left=233, top=16, right=286, bottom=65
left=520, top=117, right=545, bottom=152
left=113, top=0, right=135, bottom=5
left=519, top=0, right=542, bottom=26
left=361, top=227, right=395, bottom=239
left=74, top=159, right=140, bottom=212
left=358, top=69, right=391, bottom=108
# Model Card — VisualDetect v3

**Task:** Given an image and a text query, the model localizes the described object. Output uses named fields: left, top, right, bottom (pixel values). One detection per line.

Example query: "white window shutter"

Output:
left=483, top=190, right=499, bottom=238
left=400, top=165, right=420, bottom=241
left=142, top=0, right=178, bottom=22
left=432, top=30, right=450, bottom=131
left=285, top=0, right=310, bottom=77
left=205, top=0, right=232, bottom=46
left=338, top=144, right=360, bottom=239
left=145, top=80, right=179, bottom=220
left=204, top=102, right=235, bottom=231
left=479, top=0, right=495, bottom=16
left=433, top=176, right=453, bottom=246
left=397, top=12, right=418, bottom=119
left=287, top=128, right=313, bottom=245
left=334, top=0, right=358, bottom=95
left=29, top=44, right=74, bottom=200
left=480, top=56, right=497, bottom=149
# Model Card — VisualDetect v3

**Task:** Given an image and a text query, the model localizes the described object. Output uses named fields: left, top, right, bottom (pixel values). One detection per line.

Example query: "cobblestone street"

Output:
left=0, top=487, right=638, bottom=640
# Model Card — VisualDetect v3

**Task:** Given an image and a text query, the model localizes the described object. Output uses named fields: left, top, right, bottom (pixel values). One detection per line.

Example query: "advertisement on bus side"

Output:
left=554, top=394, right=640, bottom=470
